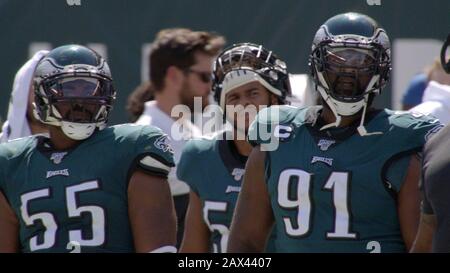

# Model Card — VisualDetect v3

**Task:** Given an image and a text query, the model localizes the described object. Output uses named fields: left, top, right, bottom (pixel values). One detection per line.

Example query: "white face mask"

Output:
left=60, top=121, right=96, bottom=140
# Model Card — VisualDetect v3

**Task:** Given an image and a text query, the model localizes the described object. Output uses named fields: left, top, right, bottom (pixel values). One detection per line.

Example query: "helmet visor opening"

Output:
left=322, top=47, right=378, bottom=101
left=47, top=77, right=113, bottom=98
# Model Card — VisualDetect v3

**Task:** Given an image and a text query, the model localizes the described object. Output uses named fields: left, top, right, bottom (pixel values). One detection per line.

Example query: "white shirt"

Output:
left=410, top=81, right=450, bottom=125
left=135, top=101, right=202, bottom=196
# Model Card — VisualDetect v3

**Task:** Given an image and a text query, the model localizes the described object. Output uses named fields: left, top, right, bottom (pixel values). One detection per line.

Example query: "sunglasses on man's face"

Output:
left=185, top=68, right=212, bottom=83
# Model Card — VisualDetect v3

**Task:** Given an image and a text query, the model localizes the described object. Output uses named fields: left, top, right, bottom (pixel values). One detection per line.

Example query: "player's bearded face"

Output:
left=50, top=78, right=105, bottom=123
left=323, top=48, right=376, bottom=98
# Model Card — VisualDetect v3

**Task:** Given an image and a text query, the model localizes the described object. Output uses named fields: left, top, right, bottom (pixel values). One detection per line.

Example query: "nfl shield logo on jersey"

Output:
left=50, top=152, right=68, bottom=164
left=231, top=168, right=245, bottom=181
left=317, top=139, right=336, bottom=151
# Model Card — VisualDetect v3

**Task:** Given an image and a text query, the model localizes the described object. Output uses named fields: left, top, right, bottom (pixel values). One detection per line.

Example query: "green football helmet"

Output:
left=212, top=43, right=291, bottom=110
left=33, top=45, right=116, bottom=140
left=309, top=12, right=391, bottom=134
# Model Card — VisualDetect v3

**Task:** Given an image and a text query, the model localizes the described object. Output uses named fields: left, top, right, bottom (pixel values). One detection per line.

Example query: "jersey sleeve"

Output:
left=383, top=112, right=443, bottom=192
left=392, top=111, right=443, bottom=145
left=176, top=140, right=202, bottom=195
left=133, top=126, right=175, bottom=178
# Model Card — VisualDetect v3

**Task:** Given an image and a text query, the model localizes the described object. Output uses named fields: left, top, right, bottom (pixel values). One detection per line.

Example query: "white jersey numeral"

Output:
left=366, top=241, right=382, bottom=253
left=20, top=189, right=58, bottom=251
left=66, top=181, right=105, bottom=246
left=277, top=169, right=312, bottom=236
left=277, top=169, right=356, bottom=239
left=323, top=172, right=357, bottom=239
left=203, top=201, right=229, bottom=253
left=20, top=180, right=105, bottom=252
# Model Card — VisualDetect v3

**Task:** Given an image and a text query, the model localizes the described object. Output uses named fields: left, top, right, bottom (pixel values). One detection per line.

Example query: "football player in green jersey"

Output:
left=0, top=45, right=177, bottom=253
left=178, top=43, right=291, bottom=252
left=228, top=13, right=443, bottom=253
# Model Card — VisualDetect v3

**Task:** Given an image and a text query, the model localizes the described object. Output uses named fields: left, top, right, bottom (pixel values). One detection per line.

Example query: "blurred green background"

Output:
left=0, top=0, right=449, bottom=125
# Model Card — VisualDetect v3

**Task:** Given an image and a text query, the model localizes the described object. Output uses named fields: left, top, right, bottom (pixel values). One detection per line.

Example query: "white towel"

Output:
left=410, top=81, right=450, bottom=125
left=0, top=50, right=49, bottom=143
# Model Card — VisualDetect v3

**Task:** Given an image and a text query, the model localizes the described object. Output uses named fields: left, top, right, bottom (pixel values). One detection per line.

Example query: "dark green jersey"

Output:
left=0, top=124, right=174, bottom=253
left=248, top=105, right=442, bottom=253
left=177, top=133, right=246, bottom=253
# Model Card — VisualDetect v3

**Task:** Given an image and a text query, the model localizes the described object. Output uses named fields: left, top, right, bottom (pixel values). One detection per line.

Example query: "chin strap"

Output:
left=319, top=91, right=383, bottom=137
left=318, top=88, right=342, bottom=131
left=356, top=96, right=383, bottom=136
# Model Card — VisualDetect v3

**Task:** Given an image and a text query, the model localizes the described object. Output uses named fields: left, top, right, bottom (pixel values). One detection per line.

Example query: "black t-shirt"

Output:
left=422, top=124, right=450, bottom=253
